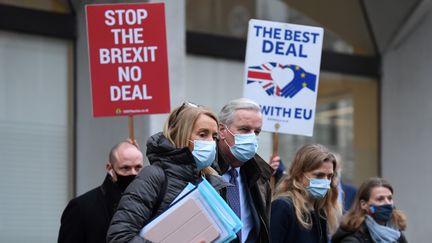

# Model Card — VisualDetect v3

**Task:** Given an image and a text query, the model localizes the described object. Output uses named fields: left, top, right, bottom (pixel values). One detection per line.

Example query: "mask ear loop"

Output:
left=225, top=125, right=235, bottom=136
left=304, top=175, right=313, bottom=185
left=222, top=139, right=230, bottom=150
left=302, top=175, right=312, bottom=189
left=109, top=168, right=121, bottom=182
left=188, top=140, right=195, bottom=150
left=108, top=170, right=116, bottom=182
left=222, top=124, right=235, bottom=148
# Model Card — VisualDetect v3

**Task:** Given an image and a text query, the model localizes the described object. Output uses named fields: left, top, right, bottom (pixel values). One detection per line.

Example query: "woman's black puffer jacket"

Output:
left=107, top=132, right=228, bottom=243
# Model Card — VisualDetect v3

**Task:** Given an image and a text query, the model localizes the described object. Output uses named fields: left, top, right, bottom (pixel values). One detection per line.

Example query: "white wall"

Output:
left=381, top=10, right=432, bottom=242
left=75, top=0, right=185, bottom=195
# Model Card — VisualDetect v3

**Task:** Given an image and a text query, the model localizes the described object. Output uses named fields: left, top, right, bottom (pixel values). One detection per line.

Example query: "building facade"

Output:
left=0, top=0, right=430, bottom=241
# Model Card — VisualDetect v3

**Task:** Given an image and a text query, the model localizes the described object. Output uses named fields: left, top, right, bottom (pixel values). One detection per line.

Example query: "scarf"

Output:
left=364, top=215, right=401, bottom=243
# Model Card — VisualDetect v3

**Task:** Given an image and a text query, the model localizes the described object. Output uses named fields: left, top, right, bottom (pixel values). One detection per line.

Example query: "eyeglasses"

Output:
left=182, top=101, right=199, bottom=108
left=169, top=101, right=202, bottom=128
left=175, top=101, right=200, bottom=115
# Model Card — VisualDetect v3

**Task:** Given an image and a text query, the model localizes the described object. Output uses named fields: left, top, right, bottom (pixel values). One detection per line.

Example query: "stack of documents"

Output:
left=140, top=178, right=242, bottom=243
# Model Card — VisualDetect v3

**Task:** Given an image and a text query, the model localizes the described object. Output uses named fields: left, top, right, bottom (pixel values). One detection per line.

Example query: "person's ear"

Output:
left=188, top=139, right=194, bottom=151
left=301, top=175, right=309, bottom=187
left=219, top=123, right=227, bottom=139
left=106, top=162, right=116, bottom=179
left=360, top=200, right=368, bottom=210
left=106, top=162, right=113, bottom=173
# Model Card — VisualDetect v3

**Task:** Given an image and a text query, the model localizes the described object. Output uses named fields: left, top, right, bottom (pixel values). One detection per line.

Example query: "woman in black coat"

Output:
left=332, top=177, right=407, bottom=243
left=107, top=102, right=227, bottom=243
left=270, top=144, right=341, bottom=243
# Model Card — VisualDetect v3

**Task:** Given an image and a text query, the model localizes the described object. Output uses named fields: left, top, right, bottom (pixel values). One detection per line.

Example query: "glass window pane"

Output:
left=0, top=0, right=70, bottom=13
left=186, top=0, right=356, bottom=54
left=0, top=30, right=72, bottom=242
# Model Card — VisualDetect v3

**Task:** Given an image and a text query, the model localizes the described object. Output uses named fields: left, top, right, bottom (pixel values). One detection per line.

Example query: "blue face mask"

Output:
left=306, top=176, right=331, bottom=199
left=225, top=127, right=259, bottom=163
left=190, top=140, right=216, bottom=171
left=369, top=204, right=394, bottom=223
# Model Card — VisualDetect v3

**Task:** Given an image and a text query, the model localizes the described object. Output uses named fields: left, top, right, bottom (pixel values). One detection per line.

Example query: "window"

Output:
left=0, top=30, right=73, bottom=242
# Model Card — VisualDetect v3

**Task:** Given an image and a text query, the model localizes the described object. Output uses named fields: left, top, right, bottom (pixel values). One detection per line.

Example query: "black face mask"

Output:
left=114, top=171, right=136, bottom=192
left=369, top=204, right=393, bottom=223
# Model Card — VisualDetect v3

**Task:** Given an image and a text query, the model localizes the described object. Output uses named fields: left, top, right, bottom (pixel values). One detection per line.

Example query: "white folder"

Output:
left=140, top=196, right=220, bottom=243
left=140, top=178, right=241, bottom=243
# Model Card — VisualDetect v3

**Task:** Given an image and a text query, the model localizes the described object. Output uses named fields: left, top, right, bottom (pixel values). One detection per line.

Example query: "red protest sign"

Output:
left=86, top=3, right=170, bottom=117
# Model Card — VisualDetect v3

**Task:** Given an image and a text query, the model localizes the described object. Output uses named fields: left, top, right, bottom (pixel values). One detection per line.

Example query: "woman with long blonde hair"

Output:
left=332, top=177, right=407, bottom=243
left=270, top=143, right=341, bottom=243
left=107, top=102, right=226, bottom=242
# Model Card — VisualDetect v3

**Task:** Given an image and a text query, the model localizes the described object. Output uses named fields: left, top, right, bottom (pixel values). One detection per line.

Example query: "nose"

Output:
left=130, top=168, right=139, bottom=175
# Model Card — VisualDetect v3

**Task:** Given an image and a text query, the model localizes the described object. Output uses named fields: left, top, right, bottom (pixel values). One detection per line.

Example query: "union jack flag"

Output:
left=247, top=62, right=316, bottom=98
left=247, top=62, right=281, bottom=96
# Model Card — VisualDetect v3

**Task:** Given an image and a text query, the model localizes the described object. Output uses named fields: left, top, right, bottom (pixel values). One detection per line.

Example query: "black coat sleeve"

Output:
left=58, top=199, right=85, bottom=243
left=270, top=197, right=295, bottom=243
left=107, top=165, right=165, bottom=243
left=399, top=232, right=408, bottom=243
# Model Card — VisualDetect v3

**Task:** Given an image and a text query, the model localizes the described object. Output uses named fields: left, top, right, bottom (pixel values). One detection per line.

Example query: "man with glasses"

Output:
left=58, top=141, right=144, bottom=243
left=216, top=98, right=273, bottom=243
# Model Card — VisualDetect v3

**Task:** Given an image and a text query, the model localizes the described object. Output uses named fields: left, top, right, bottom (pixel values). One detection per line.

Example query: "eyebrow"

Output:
left=196, top=128, right=211, bottom=132
left=314, top=172, right=333, bottom=177
left=314, top=171, right=332, bottom=175
left=376, top=195, right=393, bottom=198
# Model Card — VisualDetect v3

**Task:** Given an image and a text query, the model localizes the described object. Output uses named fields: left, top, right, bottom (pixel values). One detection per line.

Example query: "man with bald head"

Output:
left=58, top=141, right=144, bottom=243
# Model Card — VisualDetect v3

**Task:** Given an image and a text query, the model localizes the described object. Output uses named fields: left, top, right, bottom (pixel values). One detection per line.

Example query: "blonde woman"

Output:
left=107, top=102, right=227, bottom=243
left=332, top=177, right=407, bottom=243
left=270, top=144, right=341, bottom=243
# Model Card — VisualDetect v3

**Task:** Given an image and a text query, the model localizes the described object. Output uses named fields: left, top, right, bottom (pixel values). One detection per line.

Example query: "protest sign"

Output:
left=244, top=19, right=323, bottom=136
left=86, top=3, right=170, bottom=117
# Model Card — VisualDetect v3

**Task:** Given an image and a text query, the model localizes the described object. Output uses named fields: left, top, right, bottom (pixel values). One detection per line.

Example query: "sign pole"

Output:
left=272, top=124, right=280, bottom=158
left=128, top=115, right=135, bottom=146
left=270, top=123, right=280, bottom=190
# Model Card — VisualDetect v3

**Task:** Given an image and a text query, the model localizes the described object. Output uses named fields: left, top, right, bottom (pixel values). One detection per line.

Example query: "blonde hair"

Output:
left=163, top=102, right=218, bottom=176
left=340, top=177, right=407, bottom=231
left=273, top=144, right=341, bottom=234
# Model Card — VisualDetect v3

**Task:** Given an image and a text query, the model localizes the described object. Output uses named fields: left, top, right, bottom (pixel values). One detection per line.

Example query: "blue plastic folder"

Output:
left=140, top=178, right=242, bottom=243
left=196, top=179, right=242, bottom=242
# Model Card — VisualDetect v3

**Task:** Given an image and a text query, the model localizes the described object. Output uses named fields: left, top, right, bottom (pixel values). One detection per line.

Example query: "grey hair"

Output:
left=218, top=98, right=261, bottom=126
